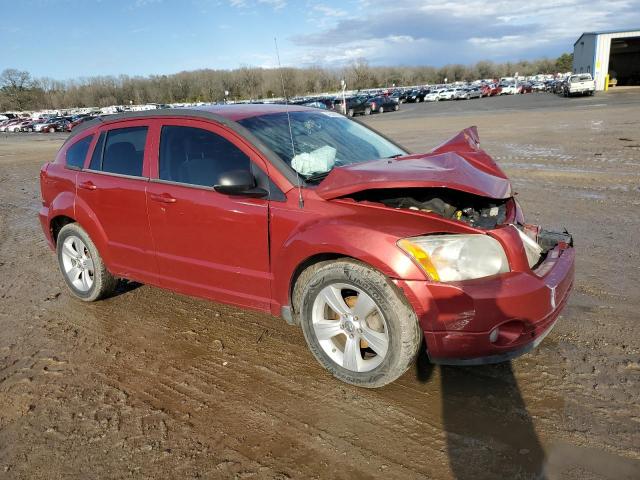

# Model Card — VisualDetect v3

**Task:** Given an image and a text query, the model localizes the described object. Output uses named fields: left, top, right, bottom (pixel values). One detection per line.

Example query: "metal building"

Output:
left=573, top=29, right=640, bottom=90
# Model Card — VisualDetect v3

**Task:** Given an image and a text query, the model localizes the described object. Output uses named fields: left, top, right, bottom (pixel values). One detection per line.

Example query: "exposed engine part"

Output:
left=518, top=224, right=574, bottom=253
left=346, top=188, right=509, bottom=229
left=516, top=224, right=574, bottom=270
left=537, top=228, right=573, bottom=252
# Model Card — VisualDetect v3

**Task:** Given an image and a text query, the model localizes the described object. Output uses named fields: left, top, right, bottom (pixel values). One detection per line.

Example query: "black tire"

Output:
left=56, top=223, right=118, bottom=302
left=347, top=108, right=354, bottom=117
left=364, top=107, right=371, bottom=115
left=293, top=259, right=422, bottom=388
left=394, top=104, right=399, bottom=111
left=378, top=106, right=384, bottom=113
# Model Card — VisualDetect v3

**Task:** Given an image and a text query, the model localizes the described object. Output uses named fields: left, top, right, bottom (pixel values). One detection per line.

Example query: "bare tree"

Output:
left=0, top=53, right=574, bottom=112
left=0, top=69, right=34, bottom=110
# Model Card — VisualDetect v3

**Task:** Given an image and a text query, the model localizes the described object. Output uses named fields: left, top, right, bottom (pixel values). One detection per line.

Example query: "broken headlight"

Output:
left=398, top=234, right=510, bottom=282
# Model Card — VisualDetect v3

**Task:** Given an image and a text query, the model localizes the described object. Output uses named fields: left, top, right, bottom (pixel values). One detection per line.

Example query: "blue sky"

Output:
left=1, top=0, right=639, bottom=79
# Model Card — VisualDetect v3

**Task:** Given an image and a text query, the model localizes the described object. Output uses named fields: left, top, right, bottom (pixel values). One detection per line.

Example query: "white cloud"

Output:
left=312, top=4, right=347, bottom=17
left=228, top=0, right=287, bottom=9
left=258, top=0, right=287, bottom=9
left=291, top=0, right=640, bottom=65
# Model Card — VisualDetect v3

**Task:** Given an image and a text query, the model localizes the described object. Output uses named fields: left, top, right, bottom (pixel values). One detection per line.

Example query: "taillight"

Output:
left=371, top=102, right=376, bottom=109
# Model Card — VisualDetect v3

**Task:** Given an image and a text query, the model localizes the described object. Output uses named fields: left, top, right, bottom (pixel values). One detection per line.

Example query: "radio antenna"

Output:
left=274, top=37, right=304, bottom=209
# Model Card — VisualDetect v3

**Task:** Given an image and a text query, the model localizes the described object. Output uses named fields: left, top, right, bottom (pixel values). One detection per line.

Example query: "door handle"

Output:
left=79, top=181, right=97, bottom=191
left=150, top=193, right=177, bottom=204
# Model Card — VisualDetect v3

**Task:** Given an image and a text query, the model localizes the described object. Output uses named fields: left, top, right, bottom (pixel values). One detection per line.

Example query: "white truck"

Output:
left=564, top=73, right=596, bottom=97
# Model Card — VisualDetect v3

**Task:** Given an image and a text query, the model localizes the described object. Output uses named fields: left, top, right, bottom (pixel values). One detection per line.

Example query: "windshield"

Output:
left=238, top=111, right=407, bottom=181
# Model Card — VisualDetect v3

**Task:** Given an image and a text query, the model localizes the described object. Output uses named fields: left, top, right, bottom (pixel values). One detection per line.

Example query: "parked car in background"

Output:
left=343, top=97, right=371, bottom=116
left=67, top=115, right=97, bottom=131
left=465, top=87, right=483, bottom=99
left=34, top=118, right=55, bottom=132
left=390, top=90, right=408, bottom=103
left=366, top=95, right=399, bottom=113
left=564, top=73, right=596, bottom=97
left=424, top=91, right=440, bottom=102
left=552, top=80, right=567, bottom=94
left=21, top=119, right=42, bottom=132
left=7, top=119, right=31, bottom=132
left=405, top=89, right=427, bottom=103
left=481, top=84, right=502, bottom=97
left=438, top=89, right=456, bottom=100
left=452, top=88, right=468, bottom=100
left=0, top=118, right=25, bottom=132
left=39, top=105, right=575, bottom=387
left=518, top=83, right=534, bottom=94
left=500, top=84, right=518, bottom=95
left=39, top=118, right=71, bottom=133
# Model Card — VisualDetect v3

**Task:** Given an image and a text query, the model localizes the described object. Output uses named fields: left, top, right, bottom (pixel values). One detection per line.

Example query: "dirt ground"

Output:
left=1, top=91, right=639, bottom=480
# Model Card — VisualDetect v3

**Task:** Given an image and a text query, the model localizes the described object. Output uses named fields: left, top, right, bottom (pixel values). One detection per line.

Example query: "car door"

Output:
left=145, top=119, right=271, bottom=311
left=76, top=120, right=157, bottom=284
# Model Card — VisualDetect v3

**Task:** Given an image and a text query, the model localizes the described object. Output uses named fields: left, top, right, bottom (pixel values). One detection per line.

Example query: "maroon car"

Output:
left=67, top=116, right=96, bottom=131
left=518, top=83, right=533, bottom=94
left=481, top=84, right=502, bottom=97
left=39, top=105, right=575, bottom=387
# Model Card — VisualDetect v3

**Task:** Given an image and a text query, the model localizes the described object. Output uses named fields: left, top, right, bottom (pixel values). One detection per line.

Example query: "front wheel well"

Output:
left=289, top=253, right=350, bottom=314
left=50, top=215, right=75, bottom=245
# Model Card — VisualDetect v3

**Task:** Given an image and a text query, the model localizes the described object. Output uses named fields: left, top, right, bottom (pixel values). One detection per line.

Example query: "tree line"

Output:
left=0, top=53, right=573, bottom=112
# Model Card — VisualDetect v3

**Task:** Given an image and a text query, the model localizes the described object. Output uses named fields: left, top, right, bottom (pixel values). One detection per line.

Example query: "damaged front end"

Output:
left=315, top=126, right=573, bottom=275
left=344, top=186, right=573, bottom=272
left=348, top=187, right=509, bottom=230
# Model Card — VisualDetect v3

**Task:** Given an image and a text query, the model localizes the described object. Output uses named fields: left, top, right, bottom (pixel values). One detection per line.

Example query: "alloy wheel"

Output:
left=312, top=283, right=389, bottom=372
left=61, top=235, right=94, bottom=292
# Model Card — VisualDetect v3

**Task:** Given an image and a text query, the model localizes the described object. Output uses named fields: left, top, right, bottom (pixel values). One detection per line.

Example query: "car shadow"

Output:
left=415, top=343, right=547, bottom=480
left=110, top=279, right=143, bottom=298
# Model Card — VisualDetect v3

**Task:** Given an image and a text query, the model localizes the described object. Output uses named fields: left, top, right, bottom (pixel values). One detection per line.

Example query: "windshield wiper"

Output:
left=304, top=170, right=332, bottom=184
left=387, top=153, right=403, bottom=158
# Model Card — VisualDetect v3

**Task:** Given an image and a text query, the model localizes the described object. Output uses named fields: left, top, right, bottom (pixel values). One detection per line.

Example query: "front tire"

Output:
left=56, top=223, right=118, bottom=301
left=293, top=260, right=422, bottom=388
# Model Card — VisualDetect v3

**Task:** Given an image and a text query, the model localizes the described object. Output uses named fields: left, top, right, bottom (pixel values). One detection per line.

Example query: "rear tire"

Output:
left=378, top=106, right=384, bottom=113
left=347, top=108, right=354, bottom=117
left=293, top=260, right=422, bottom=388
left=56, top=223, right=118, bottom=302
left=364, top=107, right=371, bottom=115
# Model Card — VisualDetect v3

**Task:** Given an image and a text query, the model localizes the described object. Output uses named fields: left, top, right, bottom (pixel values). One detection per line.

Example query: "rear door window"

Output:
left=66, top=135, right=93, bottom=169
left=89, top=126, right=148, bottom=177
left=159, top=126, right=251, bottom=187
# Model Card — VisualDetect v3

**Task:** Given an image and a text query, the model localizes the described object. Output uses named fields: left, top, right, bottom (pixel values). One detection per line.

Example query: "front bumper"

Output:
left=395, top=244, right=575, bottom=364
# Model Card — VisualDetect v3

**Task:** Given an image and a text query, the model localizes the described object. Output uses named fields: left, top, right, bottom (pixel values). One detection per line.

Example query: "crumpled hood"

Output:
left=315, top=126, right=512, bottom=200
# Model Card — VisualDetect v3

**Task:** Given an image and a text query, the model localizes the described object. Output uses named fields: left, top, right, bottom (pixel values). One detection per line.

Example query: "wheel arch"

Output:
left=62, top=195, right=113, bottom=268
left=288, top=252, right=352, bottom=315
left=50, top=215, right=76, bottom=245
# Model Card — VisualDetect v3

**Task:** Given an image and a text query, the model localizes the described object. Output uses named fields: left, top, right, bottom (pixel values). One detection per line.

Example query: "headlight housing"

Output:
left=398, top=234, right=510, bottom=282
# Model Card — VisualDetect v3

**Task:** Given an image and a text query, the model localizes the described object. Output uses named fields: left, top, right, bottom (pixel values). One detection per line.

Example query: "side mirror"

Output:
left=214, top=169, right=268, bottom=198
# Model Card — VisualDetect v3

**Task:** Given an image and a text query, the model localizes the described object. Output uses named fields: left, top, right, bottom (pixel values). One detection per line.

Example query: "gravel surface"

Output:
left=1, top=91, right=639, bottom=479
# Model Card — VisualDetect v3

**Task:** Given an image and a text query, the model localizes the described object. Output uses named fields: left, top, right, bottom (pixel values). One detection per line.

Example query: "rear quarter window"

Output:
left=66, top=135, right=94, bottom=169
left=88, top=126, right=148, bottom=177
